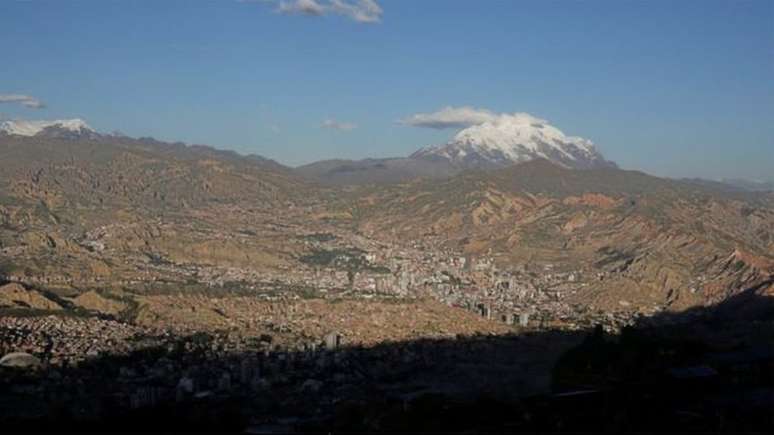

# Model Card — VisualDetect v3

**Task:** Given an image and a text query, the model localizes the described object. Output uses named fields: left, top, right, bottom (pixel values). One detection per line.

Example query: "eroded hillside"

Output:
left=353, top=160, right=774, bottom=311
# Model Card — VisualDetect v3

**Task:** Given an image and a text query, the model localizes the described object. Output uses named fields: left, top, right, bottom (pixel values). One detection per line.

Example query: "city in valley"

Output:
left=1, top=0, right=773, bottom=432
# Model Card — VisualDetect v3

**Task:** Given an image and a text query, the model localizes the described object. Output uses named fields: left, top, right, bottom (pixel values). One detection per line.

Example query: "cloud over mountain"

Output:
left=400, top=106, right=504, bottom=129
left=0, top=94, right=46, bottom=109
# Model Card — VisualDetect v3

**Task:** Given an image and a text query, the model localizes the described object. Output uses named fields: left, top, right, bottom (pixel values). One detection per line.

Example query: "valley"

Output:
left=1, top=125, right=772, bottom=431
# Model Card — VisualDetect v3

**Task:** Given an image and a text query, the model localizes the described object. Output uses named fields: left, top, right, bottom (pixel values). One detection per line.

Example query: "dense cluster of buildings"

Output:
left=2, top=219, right=658, bottom=336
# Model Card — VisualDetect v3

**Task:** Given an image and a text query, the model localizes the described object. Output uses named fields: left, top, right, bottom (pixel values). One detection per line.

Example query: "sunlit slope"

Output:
left=354, top=160, right=774, bottom=310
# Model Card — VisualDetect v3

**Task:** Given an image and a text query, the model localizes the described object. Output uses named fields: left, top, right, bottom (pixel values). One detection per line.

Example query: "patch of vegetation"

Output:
left=0, top=260, right=14, bottom=283
left=300, top=247, right=364, bottom=267
left=37, top=288, right=78, bottom=311
left=146, top=252, right=174, bottom=266
left=326, top=295, right=415, bottom=305
left=367, top=265, right=392, bottom=274
left=441, top=271, right=462, bottom=286
left=519, top=224, right=560, bottom=248
left=298, top=232, right=337, bottom=242
left=294, top=286, right=321, bottom=300
left=32, top=200, right=62, bottom=225
left=90, top=288, right=143, bottom=323
left=594, top=246, right=635, bottom=269
left=299, top=247, right=390, bottom=274
left=371, top=296, right=417, bottom=305
left=0, top=193, right=25, bottom=207
left=0, top=307, right=93, bottom=319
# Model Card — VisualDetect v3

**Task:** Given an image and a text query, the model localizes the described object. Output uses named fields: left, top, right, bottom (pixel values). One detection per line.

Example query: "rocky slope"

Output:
left=0, top=133, right=318, bottom=288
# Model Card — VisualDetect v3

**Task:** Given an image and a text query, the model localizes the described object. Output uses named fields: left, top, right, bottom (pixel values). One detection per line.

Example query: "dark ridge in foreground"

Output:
left=1, top=290, right=772, bottom=433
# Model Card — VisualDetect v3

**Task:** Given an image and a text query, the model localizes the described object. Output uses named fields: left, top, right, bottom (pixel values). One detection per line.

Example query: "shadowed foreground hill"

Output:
left=1, top=290, right=772, bottom=433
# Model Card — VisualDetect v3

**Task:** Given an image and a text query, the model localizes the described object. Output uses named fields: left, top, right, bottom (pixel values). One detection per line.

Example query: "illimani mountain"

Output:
left=299, top=113, right=616, bottom=185
left=411, top=113, right=615, bottom=170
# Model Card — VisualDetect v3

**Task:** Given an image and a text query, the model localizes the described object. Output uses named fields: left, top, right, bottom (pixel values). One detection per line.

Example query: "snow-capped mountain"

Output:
left=0, top=119, right=97, bottom=139
left=411, top=113, right=615, bottom=170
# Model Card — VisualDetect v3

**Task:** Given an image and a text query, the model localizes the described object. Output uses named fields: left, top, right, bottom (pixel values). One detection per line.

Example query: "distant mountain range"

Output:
left=1, top=118, right=769, bottom=193
left=682, top=177, right=774, bottom=193
left=0, top=118, right=98, bottom=140
left=719, top=178, right=774, bottom=192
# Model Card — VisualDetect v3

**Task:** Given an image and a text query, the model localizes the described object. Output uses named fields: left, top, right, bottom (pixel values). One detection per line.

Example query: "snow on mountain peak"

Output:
left=0, top=118, right=94, bottom=137
left=411, top=111, right=613, bottom=170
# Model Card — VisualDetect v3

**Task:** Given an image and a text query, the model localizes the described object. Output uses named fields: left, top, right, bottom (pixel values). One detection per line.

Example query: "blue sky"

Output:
left=1, top=0, right=772, bottom=180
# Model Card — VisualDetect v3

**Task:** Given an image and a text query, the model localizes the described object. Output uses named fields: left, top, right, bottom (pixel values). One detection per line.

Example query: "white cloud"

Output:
left=329, top=0, right=382, bottom=23
left=321, top=118, right=357, bottom=131
left=252, top=0, right=382, bottom=23
left=400, top=106, right=497, bottom=129
left=401, top=106, right=546, bottom=129
left=0, top=94, right=46, bottom=109
left=277, top=0, right=325, bottom=16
